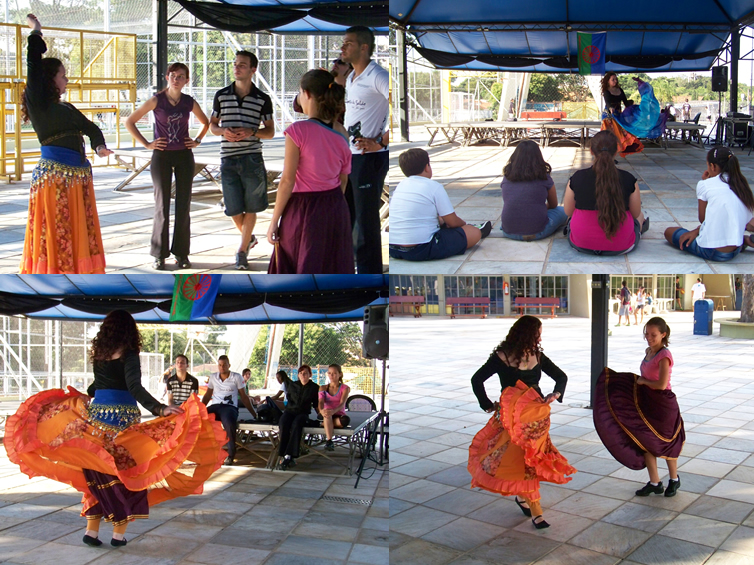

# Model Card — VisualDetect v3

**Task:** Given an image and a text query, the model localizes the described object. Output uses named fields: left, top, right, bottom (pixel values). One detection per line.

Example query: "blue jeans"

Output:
left=671, top=228, right=742, bottom=261
left=502, top=206, right=568, bottom=241
left=221, top=153, right=268, bottom=216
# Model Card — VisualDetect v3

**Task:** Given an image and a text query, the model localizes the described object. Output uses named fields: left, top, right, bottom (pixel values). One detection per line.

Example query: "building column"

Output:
left=154, top=0, right=168, bottom=93
left=590, top=274, right=610, bottom=409
left=437, top=276, right=447, bottom=317
left=397, top=30, right=410, bottom=142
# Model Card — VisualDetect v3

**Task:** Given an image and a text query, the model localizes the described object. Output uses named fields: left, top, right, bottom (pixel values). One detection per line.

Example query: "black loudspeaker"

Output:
left=363, top=305, right=388, bottom=360
left=712, top=66, right=728, bottom=92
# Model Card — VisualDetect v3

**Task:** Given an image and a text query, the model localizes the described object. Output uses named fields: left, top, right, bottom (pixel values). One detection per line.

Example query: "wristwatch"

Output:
left=375, top=135, right=387, bottom=149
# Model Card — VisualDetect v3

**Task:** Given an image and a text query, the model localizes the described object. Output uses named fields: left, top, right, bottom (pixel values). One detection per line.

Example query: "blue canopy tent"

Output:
left=0, top=274, right=388, bottom=324
left=390, top=0, right=754, bottom=139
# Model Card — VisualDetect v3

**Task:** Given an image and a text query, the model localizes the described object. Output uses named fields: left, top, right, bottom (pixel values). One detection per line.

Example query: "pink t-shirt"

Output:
left=569, top=209, right=637, bottom=252
left=640, top=347, right=673, bottom=390
left=284, top=119, right=351, bottom=193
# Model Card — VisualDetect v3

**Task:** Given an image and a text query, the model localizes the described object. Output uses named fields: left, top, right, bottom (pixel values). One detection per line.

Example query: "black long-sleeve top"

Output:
left=281, top=374, right=319, bottom=416
left=471, top=352, right=568, bottom=412
left=87, top=350, right=166, bottom=416
left=26, top=32, right=105, bottom=161
left=604, top=88, right=631, bottom=114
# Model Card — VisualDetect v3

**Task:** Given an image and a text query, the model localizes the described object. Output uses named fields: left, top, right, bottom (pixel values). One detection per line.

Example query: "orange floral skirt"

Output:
left=601, top=118, right=644, bottom=157
left=4, top=387, right=227, bottom=519
left=20, top=159, right=106, bottom=273
left=468, top=381, right=576, bottom=503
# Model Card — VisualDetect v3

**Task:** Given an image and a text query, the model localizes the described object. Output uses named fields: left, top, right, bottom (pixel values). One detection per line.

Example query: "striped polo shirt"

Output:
left=166, top=373, right=199, bottom=406
left=212, top=81, right=273, bottom=158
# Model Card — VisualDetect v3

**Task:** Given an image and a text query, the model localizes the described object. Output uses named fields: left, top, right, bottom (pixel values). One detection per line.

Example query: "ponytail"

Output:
left=300, top=69, right=345, bottom=123
left=591, top=130, right=625, bottom=239
left=707, top=146, right=754, bottom=212
left=328, top=364, right=344, bottom=385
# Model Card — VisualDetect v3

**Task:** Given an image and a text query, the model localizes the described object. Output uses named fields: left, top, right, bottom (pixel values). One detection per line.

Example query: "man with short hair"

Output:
left=617, top=280, right=632, bottom=327
left=210, top=50, right=274, bottom=270
left=340, top=25, right=389, bottom=274
left=201, top=355, right=257, bottom=465
left=389, top=148, right=491, bottom=261
left=166, top=354, right=199, bottom=406
left=682, top=98, right=691, bottom=122
left=691, top=278, right=706, bottom=305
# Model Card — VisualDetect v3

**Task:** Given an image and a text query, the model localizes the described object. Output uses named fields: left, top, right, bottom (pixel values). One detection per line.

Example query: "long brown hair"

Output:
left=600, top=72, right=618, bottom=95
left=502, top=139, right=551, bottom=182
left=21, top=57, right=64, bottom=123
left=493, top=315, right=543, bottom=366
left=644, top=317, right=671, bottom=347
left=90, top=310, right=142, bottom=362
left=591, top=130, right=625, bottom=239
left=706, top=146, right=754, bottom=212
left=299, top=69, right=345, bottom=123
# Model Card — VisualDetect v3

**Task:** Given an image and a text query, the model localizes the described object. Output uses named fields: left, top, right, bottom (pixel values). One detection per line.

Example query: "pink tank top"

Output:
left=319, top=384, right=346, bottom=416
left=569, top=209, right=637, bottom=252
left=640, top=347, right=673, bottom=390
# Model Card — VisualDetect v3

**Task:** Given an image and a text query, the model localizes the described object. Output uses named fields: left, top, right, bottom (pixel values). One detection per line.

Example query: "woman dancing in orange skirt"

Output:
left=5, top=310, right=227, bottom=547
left=469, top=315, right=576, bottom=529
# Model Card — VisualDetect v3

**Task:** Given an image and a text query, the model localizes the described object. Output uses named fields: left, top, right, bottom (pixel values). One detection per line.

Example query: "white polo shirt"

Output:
left=344, top=60, right=389, bottom=155
left=390, top=175, right=456, bottom=245
left=691, top=282, right=706, bottom=303
left=207, top=371, right=245, bottom=407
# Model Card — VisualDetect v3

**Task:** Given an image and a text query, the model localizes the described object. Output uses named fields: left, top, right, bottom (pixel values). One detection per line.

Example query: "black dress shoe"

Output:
left=152, top=258, right=165, bottom=270
left=665, top=477, right=681, bottom=497
left=532, top=516, right=550, bottom=529
left=223, top=456, right=234, bottom=466
left=175, top=256, right=191, bottom=269
left=515, top=497, right=532, bottom=517
left=110, top=538, right=127, bottom=547
left=83, top=534, right=102, bottom=547
left=635, top=481, right=664, bottom=496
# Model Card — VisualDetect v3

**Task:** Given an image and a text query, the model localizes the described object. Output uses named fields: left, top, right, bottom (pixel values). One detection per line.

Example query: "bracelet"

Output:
left=95, top=145, right=106, bottom=154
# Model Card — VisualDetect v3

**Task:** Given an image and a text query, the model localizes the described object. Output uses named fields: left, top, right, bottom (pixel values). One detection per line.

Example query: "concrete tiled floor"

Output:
left=0, top=136, right=388, bottom=273
left=389, top=126, right=754, bottom=275
left=0, top=444, right=388, bottom=565
left=391, top=312, right=754, bottom=564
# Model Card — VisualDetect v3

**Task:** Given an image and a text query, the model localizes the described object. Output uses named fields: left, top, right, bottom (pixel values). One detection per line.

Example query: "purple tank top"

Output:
left=152, top=91, right=194, bottom=151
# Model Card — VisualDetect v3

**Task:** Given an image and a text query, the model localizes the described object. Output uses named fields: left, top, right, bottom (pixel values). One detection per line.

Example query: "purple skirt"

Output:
left=83, top=469, right=149, bottom=525
left=268, top=186, right=354, bottom=274
left=593, top=367, right=685, bottom=470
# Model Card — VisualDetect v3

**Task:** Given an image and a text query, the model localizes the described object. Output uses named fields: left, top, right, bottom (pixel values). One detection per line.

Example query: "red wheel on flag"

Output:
left=182, top=275, right=211, bottom=301
left=582, top=45, right=601, bottom=65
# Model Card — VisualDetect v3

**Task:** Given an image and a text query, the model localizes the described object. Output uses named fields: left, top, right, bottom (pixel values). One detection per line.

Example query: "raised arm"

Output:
left=25, top=15, right=46, bottom=107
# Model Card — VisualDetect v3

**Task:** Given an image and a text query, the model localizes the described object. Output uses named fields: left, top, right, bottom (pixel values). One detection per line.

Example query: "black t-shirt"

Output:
left=604, top=88, right=629, bottom=113
left=87, top=350, right=165, bottom=416
left=570, top=167, right=636, bottom=211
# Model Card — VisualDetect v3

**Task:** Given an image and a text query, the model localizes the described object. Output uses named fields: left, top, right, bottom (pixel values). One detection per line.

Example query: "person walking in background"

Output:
left=126, top=62, right=209, bottom=270
left=20, top=14, right=111, bottom=274
left=210, top=51, right=274, bottom=270
left=674, top=277, right=684, bottom=310
left=690, top=278, right=706, bottom=305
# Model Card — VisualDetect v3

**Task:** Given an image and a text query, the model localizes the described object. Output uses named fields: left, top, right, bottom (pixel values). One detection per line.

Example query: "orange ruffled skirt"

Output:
left=601, top=117, right=644, bottom=157
left=20, top=158, right=106, bottom=274
left=4, top=387, right=227, bottom=518
left=468, top=381, right=576, bottom=503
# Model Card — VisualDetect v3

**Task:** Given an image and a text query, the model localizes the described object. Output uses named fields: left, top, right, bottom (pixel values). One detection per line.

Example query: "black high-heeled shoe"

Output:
left=532, top=515, right=550, bottom=529
left=514, top=497, right=532, bottom=517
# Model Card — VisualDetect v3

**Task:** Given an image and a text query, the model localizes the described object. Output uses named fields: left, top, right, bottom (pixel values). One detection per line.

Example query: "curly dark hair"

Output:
left=600, top=71, right=619, bottom=96
left=493, top=315, right=543, bottom=366
left=90, top=310, right=142, bottom=362
left=21, top=57, right=64, bottom=123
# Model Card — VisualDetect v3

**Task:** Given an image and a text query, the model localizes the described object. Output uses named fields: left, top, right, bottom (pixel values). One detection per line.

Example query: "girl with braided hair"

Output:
left=469, top=316, right=575, bottom=530
left=665, top=146, right=754, bottom=261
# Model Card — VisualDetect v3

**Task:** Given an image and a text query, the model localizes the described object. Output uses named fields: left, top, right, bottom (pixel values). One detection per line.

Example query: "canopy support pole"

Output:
left=397, top=29, right=410, bottom=142
left=154, top=0, right=168, bottom=93
left=731, top=25, right=740, bottom=115
left=589, top=274, right=609, bottom=409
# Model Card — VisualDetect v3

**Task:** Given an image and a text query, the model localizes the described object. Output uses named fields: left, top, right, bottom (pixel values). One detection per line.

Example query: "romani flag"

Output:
left=577, top=31, right=606, bottom=76
left=169, top=274, right=222, bottom=322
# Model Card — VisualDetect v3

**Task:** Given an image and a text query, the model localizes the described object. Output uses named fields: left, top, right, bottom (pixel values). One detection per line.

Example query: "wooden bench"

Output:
left=513, top=297, right=561, bottom=318
left=389, top=295, right=425, bottom=317
left=447, top=297, right=490, bottom=319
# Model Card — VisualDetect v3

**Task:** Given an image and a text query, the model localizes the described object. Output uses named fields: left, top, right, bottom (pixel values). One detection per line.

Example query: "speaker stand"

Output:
left=715, top=92, right=724, bottom=145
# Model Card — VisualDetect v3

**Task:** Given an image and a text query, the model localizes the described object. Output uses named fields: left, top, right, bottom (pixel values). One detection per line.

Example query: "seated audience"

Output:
left=166, top=354, right=199, bottom=406
left=390, top=148, right=491, bottom=261
left=318, top=364, right=351, bottom=451
left=277, top=365, right=320, bottom=470
left=201, top=355, right=257, bottom=466
left=500, top=140, right=567, bottom=241
left=564, top=130, right=648, bottom=255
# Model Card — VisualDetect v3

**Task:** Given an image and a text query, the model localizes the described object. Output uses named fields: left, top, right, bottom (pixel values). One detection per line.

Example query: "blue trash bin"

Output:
left=693, top=299, right=714, bottom=336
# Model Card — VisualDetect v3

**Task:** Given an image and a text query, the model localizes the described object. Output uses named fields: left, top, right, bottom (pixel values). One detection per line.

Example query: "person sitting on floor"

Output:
left=563, top=130, right=648, bottom=255
left=201, top=355, right=258, bottom=466
left=390, top=148, right=491, bottom=261
left=277, top=365, right=320, bottom=470
left=500, top=140, right=567, bottom=241
left=318, top=364, right=351, bottom=451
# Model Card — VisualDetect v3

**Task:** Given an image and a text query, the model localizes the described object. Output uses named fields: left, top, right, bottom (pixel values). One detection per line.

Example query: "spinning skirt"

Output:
left=601, top=117, right=644, bottom=157
left=20, top=147, right=106, bottom=274
left=593, top=367, right=685, bottom=470
left=468, top=381, right=576, bottom=503
left=5, top=387, right=227, bottom=524
left=268, top=186, right=354, bottom=274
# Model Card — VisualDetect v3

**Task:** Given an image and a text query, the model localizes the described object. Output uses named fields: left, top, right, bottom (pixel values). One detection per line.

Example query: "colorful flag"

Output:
left=169, top=275, right=222, bottom=321
left=577, top=31, right=606, bottom=76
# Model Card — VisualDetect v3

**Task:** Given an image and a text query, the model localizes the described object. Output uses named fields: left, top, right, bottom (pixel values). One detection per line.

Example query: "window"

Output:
left=389, top=275, right=439, bottom=314
left=444, top=276, right=506, bottom=315
left=510, top=276, right=569, bottom=314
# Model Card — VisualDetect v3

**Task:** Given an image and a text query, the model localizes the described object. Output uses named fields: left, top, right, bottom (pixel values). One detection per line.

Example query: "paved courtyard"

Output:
left=389, top=127, right=754, bottom=275
left=391, top=311, right=754, bottom=565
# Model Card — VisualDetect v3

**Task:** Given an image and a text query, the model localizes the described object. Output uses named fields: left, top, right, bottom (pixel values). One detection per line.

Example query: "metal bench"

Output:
left=446, top=297, right=490, bottom=319
left=389, top=295, right=425, bottom=317
left=513, top=297, right=560, bottom=318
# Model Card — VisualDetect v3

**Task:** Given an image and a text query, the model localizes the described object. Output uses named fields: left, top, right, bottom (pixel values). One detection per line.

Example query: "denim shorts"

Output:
left=671, top=228, right=742, bottom=262
left=389, top=227, right=467, bottom=261
left=221, top=153, right=268, bottom=216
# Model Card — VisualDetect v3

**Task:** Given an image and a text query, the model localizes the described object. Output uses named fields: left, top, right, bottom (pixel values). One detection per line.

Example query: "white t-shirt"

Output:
left=636, top=291, right=645, bottom=306
left=207, top=371, right=245, bottom=407
left=696, top=175, right=754, bottom=248
left=691, top=282, right=706, bottom=303
left=344, top=60, right=389, bottom=155
left=390, top=175, right=456, bottom=245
